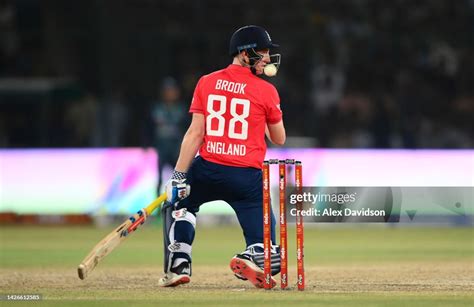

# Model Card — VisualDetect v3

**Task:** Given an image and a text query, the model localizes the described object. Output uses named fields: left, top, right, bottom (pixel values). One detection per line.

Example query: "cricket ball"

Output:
left=264, top=64, right=277, bottom=77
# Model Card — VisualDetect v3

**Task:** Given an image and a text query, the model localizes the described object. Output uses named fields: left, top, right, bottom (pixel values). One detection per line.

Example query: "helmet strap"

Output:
left=238, top=49, right=263, bottom=75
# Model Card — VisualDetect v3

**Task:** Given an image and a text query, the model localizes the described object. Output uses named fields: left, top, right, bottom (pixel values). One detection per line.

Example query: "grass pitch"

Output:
left=0, top=223, right=473, bottom=306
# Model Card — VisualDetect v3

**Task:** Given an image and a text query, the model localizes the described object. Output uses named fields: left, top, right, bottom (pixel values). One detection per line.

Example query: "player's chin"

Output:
left=255, top=67, right=265, bottom=75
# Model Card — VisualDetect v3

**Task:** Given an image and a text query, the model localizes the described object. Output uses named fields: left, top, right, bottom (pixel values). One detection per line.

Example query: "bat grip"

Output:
left=126, top=193, right=167, bottom=234
left=145, top=193, right=167, bottom=215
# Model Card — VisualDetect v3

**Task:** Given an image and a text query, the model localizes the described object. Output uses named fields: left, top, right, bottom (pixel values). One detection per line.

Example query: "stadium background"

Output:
left=1, top=0, right=472, bottom=149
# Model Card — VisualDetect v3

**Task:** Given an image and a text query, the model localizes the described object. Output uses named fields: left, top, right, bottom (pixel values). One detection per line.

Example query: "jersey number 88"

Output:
left=206, top=94, right=250, bottom=140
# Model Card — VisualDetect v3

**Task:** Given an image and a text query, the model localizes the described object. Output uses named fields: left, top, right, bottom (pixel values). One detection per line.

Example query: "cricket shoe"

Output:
left=158, top=261, right=191, bottom=287
left=230, top=254, right=276, bottom=289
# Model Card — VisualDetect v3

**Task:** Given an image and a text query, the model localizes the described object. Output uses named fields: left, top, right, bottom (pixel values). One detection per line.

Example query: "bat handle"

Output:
left=145, top=193, right=167, bottom=216
left=123, top=193, right=167, bottom=236
left=127, top=215, right=146, bottom=233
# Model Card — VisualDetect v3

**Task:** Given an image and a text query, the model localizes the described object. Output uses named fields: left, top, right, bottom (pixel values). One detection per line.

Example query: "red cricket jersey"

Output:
left=189, top=64, right=282, bottom=169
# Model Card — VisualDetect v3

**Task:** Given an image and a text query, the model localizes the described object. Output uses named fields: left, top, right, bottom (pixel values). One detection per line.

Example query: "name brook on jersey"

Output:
left=207, top=141, right=246, bottom=156
left=215, top=79, right=246, bottom=94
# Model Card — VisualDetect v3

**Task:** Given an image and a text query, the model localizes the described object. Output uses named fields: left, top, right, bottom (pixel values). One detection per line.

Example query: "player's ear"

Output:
left=241, top=50, right=250, bottom=63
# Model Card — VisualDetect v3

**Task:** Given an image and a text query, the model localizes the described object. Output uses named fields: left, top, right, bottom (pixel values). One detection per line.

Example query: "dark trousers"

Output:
left=176, top=156, right=276, bottom=248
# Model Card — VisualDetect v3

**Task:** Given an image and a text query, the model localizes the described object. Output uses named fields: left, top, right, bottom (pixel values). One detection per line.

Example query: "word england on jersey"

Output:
left=206, top=141, right=246, bottom=156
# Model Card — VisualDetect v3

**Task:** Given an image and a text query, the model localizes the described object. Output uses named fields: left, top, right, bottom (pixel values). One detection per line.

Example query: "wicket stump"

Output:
left=263, top=159, right=305, bottom=290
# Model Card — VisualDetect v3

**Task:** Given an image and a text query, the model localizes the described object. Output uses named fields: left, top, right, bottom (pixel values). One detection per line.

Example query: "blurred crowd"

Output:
left=0, top=0, right=472, bottom=148
left=307, top=0, right=473, bottom=148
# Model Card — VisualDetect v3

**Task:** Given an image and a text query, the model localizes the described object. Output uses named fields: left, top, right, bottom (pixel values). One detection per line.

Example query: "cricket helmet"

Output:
left=229, top=25, right=279, bottom=56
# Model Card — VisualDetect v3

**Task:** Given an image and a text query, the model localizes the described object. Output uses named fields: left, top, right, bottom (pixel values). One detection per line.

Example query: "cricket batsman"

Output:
left=159, top=25, right=286, bottom=288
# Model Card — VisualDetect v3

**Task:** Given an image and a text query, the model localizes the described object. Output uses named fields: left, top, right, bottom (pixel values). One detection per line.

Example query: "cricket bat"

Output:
left=77, top=193, right=167, bottom=280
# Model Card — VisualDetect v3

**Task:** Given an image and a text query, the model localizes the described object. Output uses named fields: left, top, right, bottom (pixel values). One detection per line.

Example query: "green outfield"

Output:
left=0, top=224, right=473, bottom=306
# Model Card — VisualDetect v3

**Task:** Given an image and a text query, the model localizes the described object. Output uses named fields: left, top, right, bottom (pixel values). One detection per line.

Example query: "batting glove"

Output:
left=165, top=170, right=191, bottom=205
